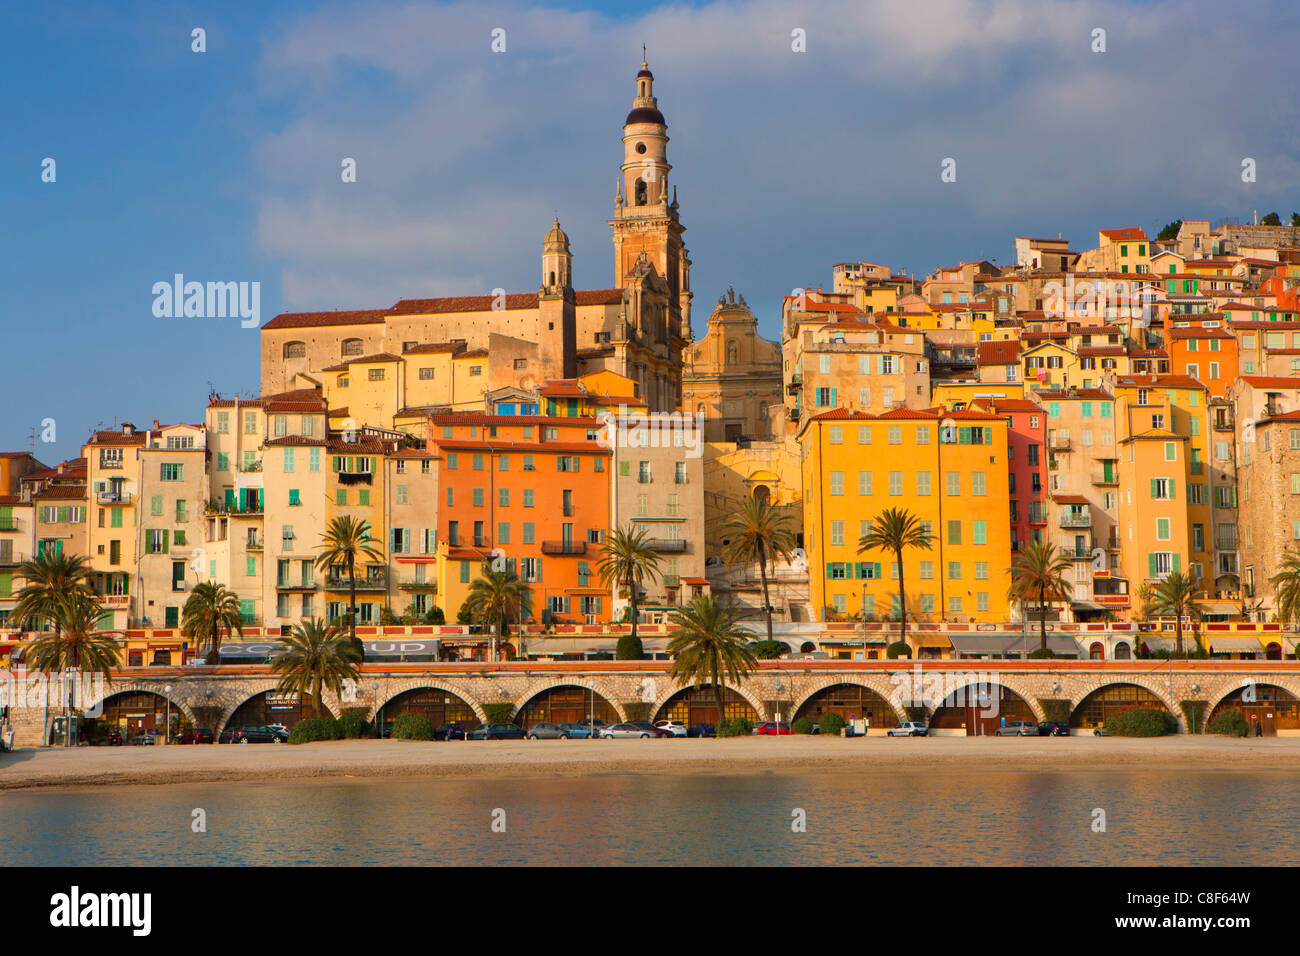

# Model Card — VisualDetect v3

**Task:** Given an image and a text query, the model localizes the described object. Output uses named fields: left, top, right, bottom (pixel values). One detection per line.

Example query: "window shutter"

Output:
left=1148, top=553, right=1157, bottom=577
left=1169, top=479, right=1176, bottom=499
left=1172, top=554, right=1181, bottom=573
left=874, top=562, right=882, bottom=578
left=1149, top=479, right=1158, bottom=498
left=826, top=563, right=835, bottom=578
left=162, top=530, right=170, bottom=554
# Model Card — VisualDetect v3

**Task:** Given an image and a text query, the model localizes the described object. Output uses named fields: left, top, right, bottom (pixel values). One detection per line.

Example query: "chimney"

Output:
left=153, top=419, right=160, bottom=430
left=121, top=422, right=135, bottom=436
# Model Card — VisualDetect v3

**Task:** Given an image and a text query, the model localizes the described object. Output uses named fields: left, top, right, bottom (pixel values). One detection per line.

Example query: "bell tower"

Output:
left=610, top=56, right=692, bottom=340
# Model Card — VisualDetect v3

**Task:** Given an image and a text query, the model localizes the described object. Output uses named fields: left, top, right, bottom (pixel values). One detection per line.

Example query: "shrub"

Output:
left=885, top=641, right=911, bottom=659
left=288, top=717, right=343, bottom=744
left=792, top=717, right=814, bottom=735
left=1206, top=707, right=1250, bottom=737
left=751, top=640, right=787, bottom=660
left=1179, top=700, right=1208, bottom=734
left=390, top=713, right=434, bottom=740
left=587, top=651, right=613, bottom=661
left=717, top=717, right=753, bottom=737
left=425, top=606, right=446, bottom=625
left=1104, top=707, right=1177, bottom=737
left=337, top=713, right=372, bottom=739
left=616, top=634, right=645, bottom=660
left=1027, top=647, right=1054, bottom=659
left=819, top=712, right=847, bottom=736
left=481, top=703, right=514, bottom=724
left=1037, top=698, right=1070, bottom=723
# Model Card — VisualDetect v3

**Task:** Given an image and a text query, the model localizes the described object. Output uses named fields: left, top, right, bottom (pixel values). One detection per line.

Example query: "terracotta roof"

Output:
left=262, top=308, right=389, bottom=330
left=86, top=431, right=146, bottom=446
left=262, top=436, right=328, bottom=447
left=389, top=289, right=622, bottom=315
left=1167, top=327, right=1235, bottom=340
left=977, top=340, right=1021, bottom=365
left=1033, top=388, right=1113, bottom=400
left=456, top=349, right=489, bottom=359
left=1238, top=376, right=1300, bottom=389
left=1114, top=374, right=1205, bottom=389
left=264, top=401, right=326, bottom=413
left=427, top=412, right=600, bottom=427
left=807, top=406, right=1002, bottom=422
left=434, top=440, right=608, bottom=454
left=1077, top=347, right=1126, bottom=356
left=35, top=485, right=87, bottom=500
left=1100, top=227, right=1148, bottom=241
left=404, top=343, right=466, bottom=355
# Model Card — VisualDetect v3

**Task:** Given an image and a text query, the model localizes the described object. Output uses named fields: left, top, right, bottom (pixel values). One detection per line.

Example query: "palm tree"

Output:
left=10, top=550, right=95, bottom=636
left=857, top=507, right=933, bottom=653
left=1269, top=549, right=1300, bottom=624
left=269, top=618, right=362, bottom=717
left=598, top=525, right=662, bottom=658
left=462, top=564, right=533, bottom=661
left=667, top=594, right=757, bottom=726
left=1145, top=570, right=1203, bottom=656
left=24, top=591, right=120, bottom=745
left=315, top=515, right=384, bottom=647
left=1007, top=541, right=1074, bottom=654
left=720, top=494, right=797, bottom=644
left=181, top=581, right=243, bottom=664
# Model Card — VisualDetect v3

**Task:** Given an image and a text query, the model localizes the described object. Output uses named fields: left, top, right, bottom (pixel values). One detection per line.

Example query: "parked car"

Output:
left=602, top=723, right=658, bottom=738
left=525, top=722, right=570, bottom=739
left=265, top=724, right=290, bottom=738
left=232, top=725, right=285, bottom=744
left=218, top=728, right=239, bottom=744
left=687, top=722, right=716, bottom=738
left=467, top=723, right=526, bottom=740
left=887, top=721, right=929, bottom=737
left=628, top=721, right=673, bottom=737
left=752, top=721, right=792, bottom=736
left=654, top=719, right=688, bottom=737
left=130, top=730, right=159, bottom=746
left=995, top=720, right=1038, bottom=737
left=434, top=723, right=467, bottom=741
left=104, top=730, right=124, bottom=746
left=1038, top=721, right=1070, bottom=737
left=178, top=728, right=214, bottom=744
left=557, top=722, right=600, bottom=739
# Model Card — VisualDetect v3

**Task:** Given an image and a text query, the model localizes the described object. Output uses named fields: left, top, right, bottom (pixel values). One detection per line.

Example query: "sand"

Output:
left=2, top=735, right=1299, bottom=792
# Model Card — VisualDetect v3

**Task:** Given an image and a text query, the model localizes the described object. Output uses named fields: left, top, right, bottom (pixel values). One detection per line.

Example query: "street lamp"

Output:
left=164, top=685, right=173, bottom=745
left=372, top=682, right=380, bottom=737
left=774, top=679, right=785, bottom=724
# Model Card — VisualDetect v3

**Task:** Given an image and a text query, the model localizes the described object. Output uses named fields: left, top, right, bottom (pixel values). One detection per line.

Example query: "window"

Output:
left=309, top=448, right=321, bottom=473
left=948, top=561, right=961, bottom=580
left=216, top=411, right=229, bottom=434
left=1151, top=478, right=1174, bottom=500
left=948, top=597, right=963, bottom=614
left=973, top=521, right=986, bottom=545
left=972, top=472, right=986, bottom=496
left=915, top=426, right=929, bottom=445
left=975, top=561, right=988, bottom=579
left=948, top=521, right=961, bottom=545
left=946, top=472, right=960, bottom=496
left=473, top=488, right=484, bottom=507
left=815, top=387, right=837, bottom=406
left=243, top=411, right=257, bottom=435
left=368, top=368, right=385, bottom=382
left=859, top=472, right=873, bottom=495
left=523, top=489, right=534, bottom=508
left=1156, top=518, right=1170, bottom=541
left=288, top=489, right=300, bottom=506
left=283, top=448, right=295, bottom=473
left=419, top=367, right=435, bottom=380
left=829, top=472, right=844, bottom=495
left=498, top=488, right=510, bottom=507
left=857, top=426, right=871, bottom=444
left=888, top=426, right=902, bottom=445
left=160, top=463, right=183, bottom=481
left=915, top=471, right=930, bottom=496
left=888, top=471, right=903, bottom=495
left=358, top=490, right=369, bottom=506
left=831, top=521, right=844, bottom=546
left=919, top=561, right=934, bottom=580
left=828, top=425, right=843, bottom=444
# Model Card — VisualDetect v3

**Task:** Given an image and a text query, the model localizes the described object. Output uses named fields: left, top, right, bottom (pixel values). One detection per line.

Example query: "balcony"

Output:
left=541, top=540, right=587, bottom=555
left=324, top=570, right=387, bottom=590
left=1212, top=417, right=1234, bottom=432
left=246, top=537, right=264, bottom=551
left=1049, top=435, right=1071, bottom=451
left=637, top=474, right=653, bottom=484
left=100, top=594, right=130, bottom=608
left=97, top=491, right=132, bottom=505
left=787, top=407, right=801, bottom=421
left=1090, top=472, right=1119, bottom=486
left=276, top=579, right=315, bottom=591
left=1026, top=510, right=1047, bottom=526
left=337, top=470, right=373, bottom=485
left=1063, top=545, right=1094, bottom=560
left=239, top=460, right=263, bottom=473
left=786, top=377, right=802, bottom=394
left=397, top=579, right=438, bottom=591
left=1059, top=511, right=1091, bottom=528
left=0, top=518, right=19, bottom=531
left=662, top=573, right=681, bottom=588
left=0, top=551, right=27, bottom=566
left=646, top=538, right=687, bottom=552
left=98, top=457, right=123, bottom=470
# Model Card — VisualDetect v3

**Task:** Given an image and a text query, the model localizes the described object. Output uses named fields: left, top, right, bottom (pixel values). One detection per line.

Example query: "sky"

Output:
left=2, top=0, right=1298, bottom=465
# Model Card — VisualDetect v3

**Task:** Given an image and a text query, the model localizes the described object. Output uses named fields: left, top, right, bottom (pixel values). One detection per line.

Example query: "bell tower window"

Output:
left=635, top=178, right=647, bottom=205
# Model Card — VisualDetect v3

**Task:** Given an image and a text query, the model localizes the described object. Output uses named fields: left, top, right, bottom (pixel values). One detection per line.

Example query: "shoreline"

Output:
left=4, top=736, right=1300, bottom=793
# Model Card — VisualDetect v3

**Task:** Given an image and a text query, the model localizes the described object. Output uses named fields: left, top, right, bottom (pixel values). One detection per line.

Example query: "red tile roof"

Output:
left=1100, top=227, right=1148, bottom=241
left=262, top=309, right=390, bottom=330
left=976, top=340, right=1021, bottom=365
left=390, top=289, right=622, bottom=315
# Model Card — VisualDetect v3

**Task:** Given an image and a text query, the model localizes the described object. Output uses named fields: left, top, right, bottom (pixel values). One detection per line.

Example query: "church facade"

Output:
left=259, top=60, right=692, bottom=421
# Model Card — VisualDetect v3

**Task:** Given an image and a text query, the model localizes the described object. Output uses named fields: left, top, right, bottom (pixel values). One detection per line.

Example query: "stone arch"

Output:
left=651, top=680, right=766, bottom=722
left=86, top=682, right=197, bottom=728
left=928, top=679, right=1042, bottom=731
left=1206, top=677, right=1300, bottom=715
left=1067, top=679, right=1178, bottom=730
left=791, top=675, right=908, bottom=723
left=374, top=677, right=488, bottom=725
left=513, top=676, right=629, bottom=722
left=218, top=679, right=339, bottom=732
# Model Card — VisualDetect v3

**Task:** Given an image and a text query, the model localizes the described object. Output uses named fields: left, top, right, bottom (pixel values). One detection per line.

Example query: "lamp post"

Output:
left=372, top=682, right=380, bottom=737
left=164, top=684, right=172, bottom=744
left=773, top=679, right=784, bottom=725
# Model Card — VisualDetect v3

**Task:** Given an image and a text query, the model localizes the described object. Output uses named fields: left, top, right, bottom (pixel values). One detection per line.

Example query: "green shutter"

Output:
left=1169, top=479, right=1176, bottom=498
left=1148, top=553, right=1157, bottom=577
left=1149, top=479, right=1158, bottom=499
left=825, top=562, right=835, bottom=578
left=162, top=530, right=170, bottom=553
left=1172, top=554, right=1181, bottom=573
left=874, top=562, right=882, bottom=578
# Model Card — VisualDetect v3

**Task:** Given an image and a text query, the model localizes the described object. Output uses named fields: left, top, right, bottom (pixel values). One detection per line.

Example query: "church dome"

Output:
left=543, top=218, right=570, bottom=250
left=625, top=106, right=665, bottom=126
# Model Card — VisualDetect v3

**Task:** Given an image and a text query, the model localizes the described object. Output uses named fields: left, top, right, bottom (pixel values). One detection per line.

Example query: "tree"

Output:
left=857, top=507, right=933, bottom=652
left=24, top=591, right=121, bottom=745
left=10, top=550, right=95, bottom=636
left=180, top=581, right=243, bottom=664
left=314, top=515, right=384, bottom=647
left=1145, top=571, right=1203, bottom=656
left=597, top=525, right=662, bottom=659
left=720, top=494, right=797, bottom=644
left=1007, top=540, right=1073, bottom=654
left=269, top=618, right=362, bottom=717
left=1269, top=549, right=1300, bottom=624
left=667, top=595, right=757, bottom=725
left=1157, top=219, right=1183, bottom=241
left=1291, top=212, right=1300, bottom=228
left=462, top=564, right=532, bottom=661
left=1260, top=212, right=1281, bottom=226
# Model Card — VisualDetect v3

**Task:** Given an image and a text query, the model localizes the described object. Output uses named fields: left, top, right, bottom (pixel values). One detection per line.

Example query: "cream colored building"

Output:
left=682, top=290, right=782, bottom=442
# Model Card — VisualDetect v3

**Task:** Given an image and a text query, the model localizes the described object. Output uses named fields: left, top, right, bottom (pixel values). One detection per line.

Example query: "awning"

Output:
left=1204, top=637, right=1267, bottom=652
left=949, top=635, right=1078, bottom=655
left=526, top=638, right=669, bottom=654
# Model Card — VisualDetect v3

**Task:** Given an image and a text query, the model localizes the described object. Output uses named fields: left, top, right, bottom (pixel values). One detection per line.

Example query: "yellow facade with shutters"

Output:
left=799, top=410, right=1013, bottom=624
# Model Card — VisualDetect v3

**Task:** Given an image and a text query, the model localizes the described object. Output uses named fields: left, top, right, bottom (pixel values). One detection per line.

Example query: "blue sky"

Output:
left=3, top=0, right=1298, bottom=464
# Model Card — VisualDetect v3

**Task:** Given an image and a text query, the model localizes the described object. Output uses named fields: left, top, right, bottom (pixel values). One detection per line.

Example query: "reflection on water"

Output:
left=3, top=771, right=1299, bottom=866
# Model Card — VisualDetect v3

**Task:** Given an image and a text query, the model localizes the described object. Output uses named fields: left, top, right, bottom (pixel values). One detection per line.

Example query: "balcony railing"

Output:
left=397, top=579, right=438, bottom=591
left=276, top=579, right=315, bottom=590
left=98, top=458, right=123, bottom=469
left=1049, top=435, right=1071, bottom=451
left=1090, top=472, right=1119, bottom=486
left=1063, top=546, right=1094, bottom=559
left=97, top=491, right=132, bottom=505
left=338, top=470, right=373, bottom=485
left=0, top=518, right=19, bottom=531
left=100, top=594, right=130, bottom=608
left=646, top=538, right=687, bottom=552
left=1059, top=512, right=1091, bottom=528
left=246, top=537, right=264, bottom=551
left=1212, top=418, right=1234, bottom=431
left=541, top=540, right=587, bottom=555
left=325, top=572, right=387, bottom=590
left=239, top=460, right=262, bottom=473
left=786, top=377, right=802, bottom=394
left=0, top=551, right=27, bottom=566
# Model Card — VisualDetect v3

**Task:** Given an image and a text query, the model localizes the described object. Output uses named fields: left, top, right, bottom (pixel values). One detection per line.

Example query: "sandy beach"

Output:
left=3, top=735, right=1299, bottom=792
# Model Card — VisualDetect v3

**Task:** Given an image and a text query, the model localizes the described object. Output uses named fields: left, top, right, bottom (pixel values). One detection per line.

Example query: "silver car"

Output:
left=601, top=722, right=656, bottom=738
left=525, top=722, right=570, bottom=739
left=994, top=720, right=1038, bottom=737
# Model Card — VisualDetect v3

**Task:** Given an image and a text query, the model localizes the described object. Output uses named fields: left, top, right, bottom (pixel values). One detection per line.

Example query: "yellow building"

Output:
left=799, top=407, right=1013, bottom=625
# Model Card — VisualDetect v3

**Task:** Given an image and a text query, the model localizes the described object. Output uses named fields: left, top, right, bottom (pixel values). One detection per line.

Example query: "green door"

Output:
left=164, top=606, right=179, bottom=628
left=1103, top=460, right=1115, bottom=483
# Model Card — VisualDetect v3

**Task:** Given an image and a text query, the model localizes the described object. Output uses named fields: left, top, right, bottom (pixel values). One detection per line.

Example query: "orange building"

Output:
left=1167, top=325, right=1237, bottom=398
left=429, top=411, right=612, bottom=625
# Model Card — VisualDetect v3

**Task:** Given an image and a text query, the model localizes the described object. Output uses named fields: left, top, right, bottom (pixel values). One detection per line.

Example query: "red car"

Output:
left=753, top=721, right=792, bottom=736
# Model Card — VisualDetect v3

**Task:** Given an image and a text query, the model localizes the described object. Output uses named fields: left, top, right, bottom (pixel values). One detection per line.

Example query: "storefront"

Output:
left=655, top=685, right=757, bottom=726
left=514, top=685, right=619, bottom=727
left=929, top=684, right=1035, bottom=735
left=225, top=690, right=318, bottom=731
left=795, top=683, right=896, bottom=730
left=1069, top=683, right=1168, bottom=730
left=380, top=686, right=481, bottom=731
left=1208, top=685, right=1300, bottom=736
